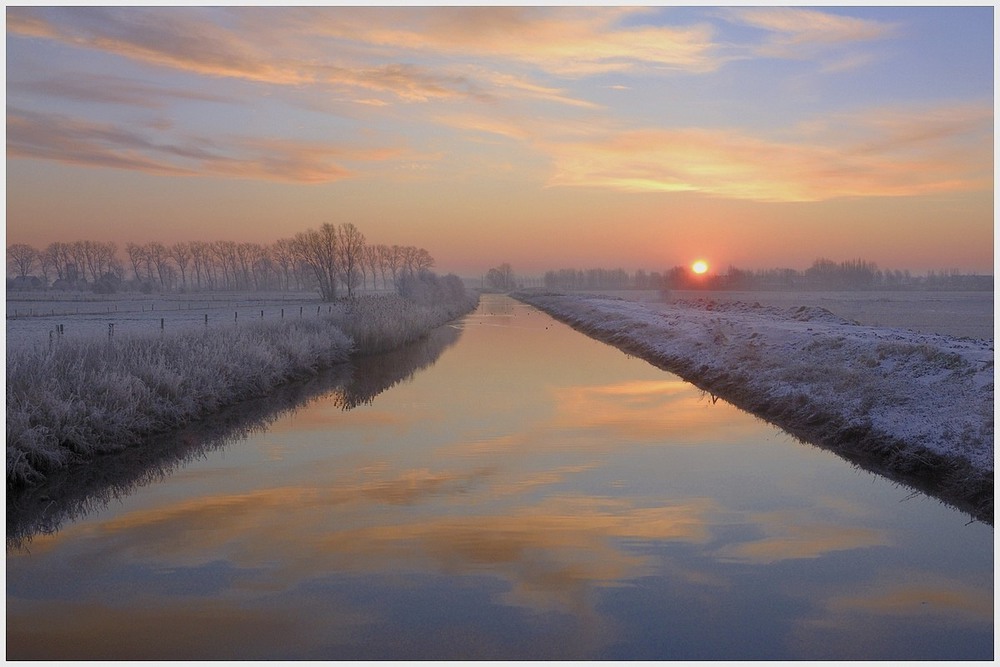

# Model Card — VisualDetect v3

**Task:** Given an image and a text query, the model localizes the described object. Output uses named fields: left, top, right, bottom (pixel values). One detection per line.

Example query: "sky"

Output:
left=5, top=5, right=995, bottom=277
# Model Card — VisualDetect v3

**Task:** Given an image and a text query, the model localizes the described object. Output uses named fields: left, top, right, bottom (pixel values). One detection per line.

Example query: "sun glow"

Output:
left=691, top=260, right=709, bottom=274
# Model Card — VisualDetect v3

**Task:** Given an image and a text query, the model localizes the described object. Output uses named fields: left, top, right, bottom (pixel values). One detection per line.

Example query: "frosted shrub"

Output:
left=7, top=282, right=478, bottom=486
left=337, top=274, right=477, bottom=355
left=396, top=271, right=468, bottom=309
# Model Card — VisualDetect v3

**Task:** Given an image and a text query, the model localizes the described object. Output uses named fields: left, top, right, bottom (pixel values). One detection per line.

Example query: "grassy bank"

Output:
left=7, top=283, right=478, bottom=487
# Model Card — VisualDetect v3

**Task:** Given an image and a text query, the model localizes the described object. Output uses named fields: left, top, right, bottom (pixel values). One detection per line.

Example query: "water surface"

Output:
left=6, top=295, right=992, bottom=660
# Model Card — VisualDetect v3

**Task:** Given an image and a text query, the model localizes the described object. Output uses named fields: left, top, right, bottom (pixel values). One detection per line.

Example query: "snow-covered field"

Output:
left=579, top=289, right=993, bottom=340
left=515, top=290, right=994, bottom=521
left=5, top=290, right=353, bottom=351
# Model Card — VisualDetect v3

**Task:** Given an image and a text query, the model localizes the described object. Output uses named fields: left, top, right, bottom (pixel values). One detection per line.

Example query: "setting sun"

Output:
left=692, top=260, right=709, bottom=275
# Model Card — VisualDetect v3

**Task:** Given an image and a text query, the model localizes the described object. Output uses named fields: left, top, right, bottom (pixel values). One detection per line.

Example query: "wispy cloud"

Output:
left=540, top=101, right=993, bottom=202
left=713, top=507, right=888, bottom=564
left=8, top=73, right=232, bottom=109
left=6, top=7, right=495, bottom=106
left=6, top=7, right=625, bottom=109
left=293, top=7, right=724, bottom=76
left=723, top=7, right=897, bottom=58
left=7, top=107, right=412, bottom=183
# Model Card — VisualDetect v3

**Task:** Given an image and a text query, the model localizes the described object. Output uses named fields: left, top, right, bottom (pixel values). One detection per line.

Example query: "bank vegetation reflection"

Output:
left=7, top=323, right=464, bottom=550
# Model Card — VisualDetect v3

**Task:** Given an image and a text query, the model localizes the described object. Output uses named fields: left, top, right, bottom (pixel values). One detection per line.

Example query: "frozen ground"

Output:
left=515, top=291, right=994, bottom=521
left=583, top=289, right=993, bottom=340
left=6, top=290, right=363, bottom=351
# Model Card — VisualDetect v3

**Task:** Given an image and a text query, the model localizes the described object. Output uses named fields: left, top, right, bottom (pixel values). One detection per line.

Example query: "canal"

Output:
left=6, top=295, right=993, bottom=660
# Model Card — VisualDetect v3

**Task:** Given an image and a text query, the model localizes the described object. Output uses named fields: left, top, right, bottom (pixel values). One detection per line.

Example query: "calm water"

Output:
left=6, top=295, right=993, bottom=660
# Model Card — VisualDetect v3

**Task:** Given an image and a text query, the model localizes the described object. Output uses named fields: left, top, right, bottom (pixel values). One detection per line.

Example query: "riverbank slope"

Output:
left=514, top=291, right=993, bottom=522
left=8, top=284, right=479, bottom=487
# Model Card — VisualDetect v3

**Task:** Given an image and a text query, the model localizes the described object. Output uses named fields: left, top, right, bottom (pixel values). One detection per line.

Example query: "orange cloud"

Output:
left=9, top=487, right=719, bottom=659
left=7, top=107, right=413, bottom=183
left=6, top=8, right=494, bottom=105
left=723, top=7, right=897, bottom=57
left=823, top=575, right=993, bottom=622
left=433, top=97, right=991, bottom=202
left=5, top=7, right=729, bottom=114
left=541, top=102, right=992, bottom=201
left=43, top=462, right=718, bottom=617
left=299, top=7, right=723, bottom=77
left=549, top=379, right=762, bottom=443
left=713, top=508, right=889, bottom=564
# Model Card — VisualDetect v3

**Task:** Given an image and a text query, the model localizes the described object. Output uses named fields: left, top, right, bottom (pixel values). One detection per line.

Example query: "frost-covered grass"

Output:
left=515, top=291, right=994, bottom=521
left=8, top=323, right=465, bottom=549
left=7, top=286, right=478, bottom=487
left=331, top=278, right=475, bottom=355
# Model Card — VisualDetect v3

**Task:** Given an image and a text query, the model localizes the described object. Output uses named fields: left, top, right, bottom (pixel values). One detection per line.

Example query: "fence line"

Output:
left=25, top=305, right=345, bottom=344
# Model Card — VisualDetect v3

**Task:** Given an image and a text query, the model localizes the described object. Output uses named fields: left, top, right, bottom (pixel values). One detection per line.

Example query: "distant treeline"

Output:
left=542, top=259, right=992, bottom=292
left=6, top=224, right=437, bottom=300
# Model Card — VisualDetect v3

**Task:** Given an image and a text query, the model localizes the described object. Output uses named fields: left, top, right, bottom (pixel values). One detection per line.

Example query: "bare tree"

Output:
left=252, top=248, right=276, bottom=290
left=486, top=263, right=515, bottom=291
left=37, top=245, right=57, bottom=285
left=169, top=242, right=192, bottom=289
left=189, top=241, right=209, bottom=289
left=385, top=245, right=403, bottom=288
left=399, top=246, right=415, bottom=278
left=98, top=242, right=118, bottom=279
left=79, top=240, right=100, bottom=282
left=414, top=247, right=434, bottom=272
left=50, top=242, right=75, bottom=281
left=68, top=241, right=88, bottom=282
left=81, top=240, right=117, bottom=282
left=336, top=223, right=366, bottom=299
left=293, top=223, right=339, bottom=301
left=126, top=242, right=147, bottom=283
left=375, top=244, right=392, bottom=289
left=271, top=238, right=296, bottom=291
left=109, top=256, right=126, bottom=282
left=145, top=242, right=171, bottom=290
left=235, top=242, right=256, bottom=289
left=363, top=244, right=380, bottom=292
left=212, top=241, right=239, bottom=290
left=6, top=244, right=38, bottom=279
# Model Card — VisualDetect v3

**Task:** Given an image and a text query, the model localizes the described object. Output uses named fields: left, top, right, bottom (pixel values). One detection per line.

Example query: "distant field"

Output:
left=5, top=290, right=341, bottom=351
left=585, top=289, right=993, bottom=340
left=6, top=287, right=993, bottom=348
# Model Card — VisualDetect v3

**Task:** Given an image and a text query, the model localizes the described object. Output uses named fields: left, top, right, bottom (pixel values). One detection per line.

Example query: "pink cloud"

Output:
left=7, top=108, right=412, bottom=183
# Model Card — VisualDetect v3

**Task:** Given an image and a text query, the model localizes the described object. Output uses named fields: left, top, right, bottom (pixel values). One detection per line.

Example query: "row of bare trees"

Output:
left=8, top=240, right=121, bottom=287
left=7, top=224, right=436, bottom=301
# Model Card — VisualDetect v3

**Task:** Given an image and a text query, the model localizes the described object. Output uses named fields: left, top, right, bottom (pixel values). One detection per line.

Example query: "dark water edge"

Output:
left=7, top=323, right=463, bottom=551
left=516, top=295, right=992, bottom=526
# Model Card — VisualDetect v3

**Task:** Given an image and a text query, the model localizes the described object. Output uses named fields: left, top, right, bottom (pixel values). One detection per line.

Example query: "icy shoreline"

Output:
left=515, top=291, right=994, bottom=522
